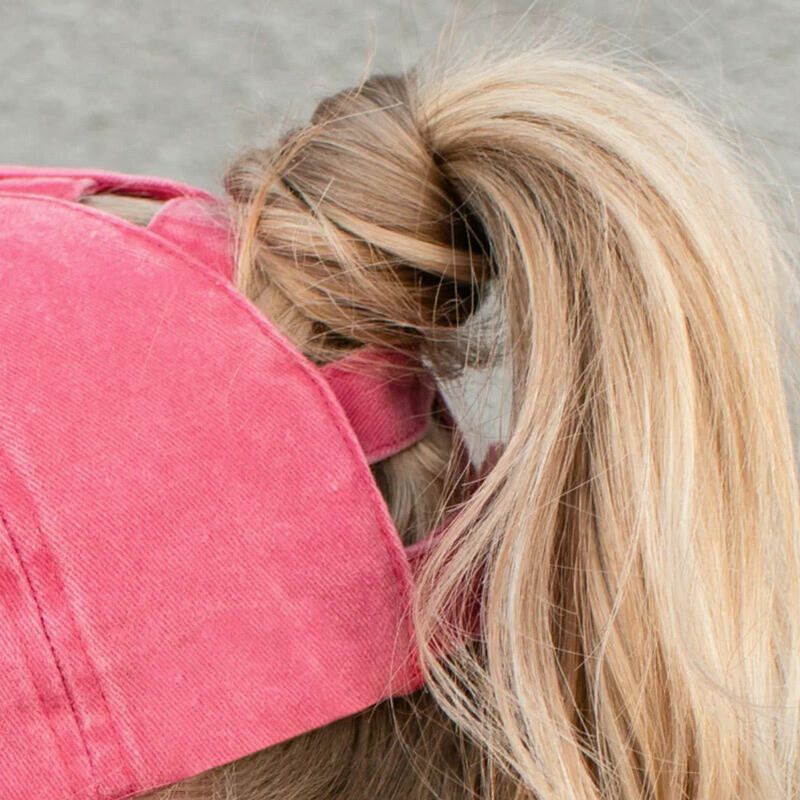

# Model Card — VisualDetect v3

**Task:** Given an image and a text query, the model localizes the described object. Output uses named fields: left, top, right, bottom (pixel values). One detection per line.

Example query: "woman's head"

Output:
left=144, top=31, right=800, bottom=800
left=226, top=72, right=492, bottom=368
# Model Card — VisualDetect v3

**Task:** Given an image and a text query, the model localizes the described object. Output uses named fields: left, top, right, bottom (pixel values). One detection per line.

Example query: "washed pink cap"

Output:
left=0, top=167, right=447, bottom=800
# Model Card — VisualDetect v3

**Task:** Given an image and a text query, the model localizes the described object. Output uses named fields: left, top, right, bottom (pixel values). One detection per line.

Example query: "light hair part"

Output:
left=143, top=27, right=800, bottom=800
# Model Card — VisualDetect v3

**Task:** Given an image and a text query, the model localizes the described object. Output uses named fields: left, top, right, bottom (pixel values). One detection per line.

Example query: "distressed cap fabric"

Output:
left=0, top=167, right=442, bottom=800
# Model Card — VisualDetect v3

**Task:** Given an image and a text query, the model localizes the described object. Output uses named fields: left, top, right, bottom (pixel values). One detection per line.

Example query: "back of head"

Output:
left=154, top=28, right=800, bottom=800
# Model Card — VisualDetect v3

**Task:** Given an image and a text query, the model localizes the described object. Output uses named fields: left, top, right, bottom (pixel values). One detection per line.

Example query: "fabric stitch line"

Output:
left=0, top=501, right=95, bottom=796
left=0, top=192, right=417, bottom=690
left=0, top=441, right=140, bottom=798
left=0, top=250, right=146, bottom=798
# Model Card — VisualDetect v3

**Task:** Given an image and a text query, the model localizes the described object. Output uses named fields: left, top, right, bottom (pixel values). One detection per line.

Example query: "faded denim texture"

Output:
left=0, top=167, right=434, bottom=800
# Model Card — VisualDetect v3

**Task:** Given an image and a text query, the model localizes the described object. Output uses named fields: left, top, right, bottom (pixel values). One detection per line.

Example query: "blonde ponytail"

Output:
left=153, top=31, right=800, bottom=800
left=408, top=46, right=800, bottom=799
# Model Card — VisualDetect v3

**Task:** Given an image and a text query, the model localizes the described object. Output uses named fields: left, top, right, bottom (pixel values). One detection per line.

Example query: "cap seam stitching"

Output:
left=0, top=502, right=97, bottom=798
left=0, top=445, right=140, bottom=800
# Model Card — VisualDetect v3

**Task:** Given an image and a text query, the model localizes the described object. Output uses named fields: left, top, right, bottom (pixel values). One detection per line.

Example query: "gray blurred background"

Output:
left=2, top=0, right=798, bottom=446
left=2, top=0, right=797, bottom=195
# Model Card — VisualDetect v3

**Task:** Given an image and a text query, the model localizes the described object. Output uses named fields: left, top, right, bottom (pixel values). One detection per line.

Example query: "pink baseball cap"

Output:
left=0, top=167, right=456, bottom=800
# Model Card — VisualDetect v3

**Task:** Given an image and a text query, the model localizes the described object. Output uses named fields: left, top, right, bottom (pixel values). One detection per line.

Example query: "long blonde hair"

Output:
left=146, top=26, right=800, bottom=800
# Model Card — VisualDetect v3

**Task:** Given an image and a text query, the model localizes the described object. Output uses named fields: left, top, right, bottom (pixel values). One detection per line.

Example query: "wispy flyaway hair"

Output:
left=149, top=25, right=800, bottom=800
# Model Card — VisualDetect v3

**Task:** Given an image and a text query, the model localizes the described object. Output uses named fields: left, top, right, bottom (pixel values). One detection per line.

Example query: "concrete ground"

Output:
left=2, top=0, right=797, bottom=193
